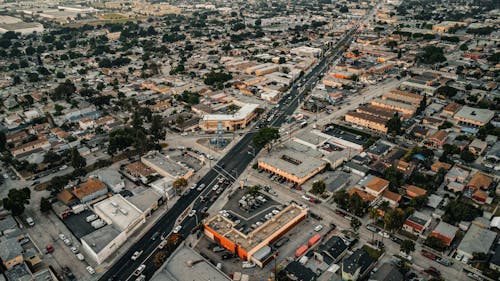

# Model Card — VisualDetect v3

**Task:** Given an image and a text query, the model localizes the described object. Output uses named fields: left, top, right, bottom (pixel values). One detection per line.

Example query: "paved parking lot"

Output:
left=63, top=210, right=98, bottom=239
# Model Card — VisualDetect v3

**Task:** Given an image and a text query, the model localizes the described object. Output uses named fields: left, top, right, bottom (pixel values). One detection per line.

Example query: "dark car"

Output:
left=151, top=231, right=160, bottom=241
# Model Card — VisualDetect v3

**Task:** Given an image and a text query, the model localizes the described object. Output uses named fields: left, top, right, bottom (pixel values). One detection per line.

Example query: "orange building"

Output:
left=203, top=204, right=307, bottom=267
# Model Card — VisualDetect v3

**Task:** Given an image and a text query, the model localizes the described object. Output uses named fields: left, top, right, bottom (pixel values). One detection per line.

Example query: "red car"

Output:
left=46, top=244, right=54, bottom=253
left=421, top=250, right=436, bottom=260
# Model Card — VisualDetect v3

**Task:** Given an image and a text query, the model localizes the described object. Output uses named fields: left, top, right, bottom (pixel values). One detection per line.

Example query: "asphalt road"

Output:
left=98, top=12, right=367, bottom=281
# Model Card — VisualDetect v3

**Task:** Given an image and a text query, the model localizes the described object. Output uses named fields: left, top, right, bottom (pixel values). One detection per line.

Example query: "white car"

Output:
left=135, top=275, right=146, bottom=281
left=58, top=234, right=66, bottom=240
left=131, top=250, right=143, bottom=261
left=455, top=253, right=463, bottom=261
left=212, top=184, right=219, bottom=191
left=314, top=225, right=323, bottom=232
left=70, top=246, right=78, bottom=254
left=301, top=195, right=311, bottom=201
left=86, top=266, right=95, bottom=275
left=76, top=253, right=85, bottom=261
left=173, top=225, right=182, bottom=234
left=63, top=238, right=72, bottom=246
left=25, top=217, right=35, bottom=226
left=378, top=231, right=390, bottom=239
left=197, top=183, right=206, bottom=191
left=462, top=256, right=470, bottom=264
left=190, top=183, right=197, bottom=190
left=133, top=265, right=146, bottom=276
left=242, top=261, right=256, bottom=269
left=188, top=210, right=196, bottom=217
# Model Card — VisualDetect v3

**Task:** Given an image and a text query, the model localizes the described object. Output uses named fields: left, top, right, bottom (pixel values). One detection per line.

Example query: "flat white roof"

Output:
left=202, top=103, right=259, bottom=122
left=94, top=194, right=143, bottom=231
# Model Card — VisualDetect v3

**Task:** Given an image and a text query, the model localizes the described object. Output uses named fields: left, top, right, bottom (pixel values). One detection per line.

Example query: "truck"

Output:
left=85, top=214, right=98, bottom=222
left=91, top=219, right=106, bottom=229
left=71, top=204, right=86, bottom=214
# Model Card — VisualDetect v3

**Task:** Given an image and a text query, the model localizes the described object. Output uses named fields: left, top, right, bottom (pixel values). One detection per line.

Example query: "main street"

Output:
left=99, top=4, right=379, bottom=280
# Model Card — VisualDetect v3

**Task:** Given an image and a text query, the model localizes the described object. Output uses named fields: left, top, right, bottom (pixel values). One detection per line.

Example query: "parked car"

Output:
left=242, top=261, right=256, bottom=269
left=131, top=250, right=143, bottom=261
left=188, top=210, right=196, bottom=217
left=436, top=257, right=452, bottom=266
left=70, top=246, right=78, bottom=254
left=378, top=231, right=390, bottom=239
left=25, top=217, right=35, bottom=226
left=133, top=265, right=146, bottom=276
left=173, top=225, right=182, bottom=234
left=86, top=266, right=95, bottom=275
left=151, top=231, right=160, bottom=241
left=421, top=250, right=436, bottom=260
left=197, top=183, right=206, bottom=191
left=314, top=225, right=323, bottom=232
left=46, top=244, right=54, bottom=254
left=135, top=275, right=146, bottom=281
left=76, top=253, right=85, bottom=261
left=212, top=246, right=224, bottom=253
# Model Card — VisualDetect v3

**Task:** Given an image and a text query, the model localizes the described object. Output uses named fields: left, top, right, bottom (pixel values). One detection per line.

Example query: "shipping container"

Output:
left=295, top=245, right=308, bottom=258
left=308, top=234, right=321, bottom=247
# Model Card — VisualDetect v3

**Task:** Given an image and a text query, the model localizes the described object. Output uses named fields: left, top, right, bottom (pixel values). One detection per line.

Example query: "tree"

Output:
left=253, top=127, right=279, bottom=150
left=386, top=113, right=402, bottom=135
left=70, top=147, right=86, bottom=169
left=383, top=167, right=405, bottom=190
left=436, top=85, right=458, bottom=98
left=43, top=150, right=61, bottom=164
left=383, top=208, right=406, bottom=232
left=153, top=251, right=168, bottom=268
left=443, top=200, right=481, bottom=224
left=172, top=178, right=188, bottom=194
left=438, top=121, right=453, bottom=130
left=246, top=185, right=261, bottom=196
left=418, top=46, right=446, bottom=64
left=311, top=181, right=326, bottom=195
left=459, top=44, right=468, bottom=51
left=150, top=115, right=165, bottom=142
left=425, top=236, right=446, bottom=251
left=278, top=57, right=286, bottom=64
left=40, top=197, right=52, bottom=213
left=2, top=188, right=31, bottom=216
left=460, top=149, right=476, bottom=163
left=52, top=79, right=76, bottom=100
left=0, top=131, right=6, bottom=152
left=350, top=217, right=362, bottom=232
left=400, top=239, right=415, bottom=254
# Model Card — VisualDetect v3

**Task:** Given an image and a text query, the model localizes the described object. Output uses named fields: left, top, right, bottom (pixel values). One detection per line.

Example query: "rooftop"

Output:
left=81, top=224, right=121, bottom=254
left=93, top=194, right=143, bottom=231
left=454, top=106, right=495, bottom=124
left=141, top=151, right=191, bottom=179
left=202, top=103, right=259, bottom=121
left=432, top=221, right=459, bottom=238
left=458, top=224, right=497, bottom=255
left=73, top=178, right=107, bottom=200
left=205, top=203, right=307, bottom=252
left=152, top=244, right=231, bottom=281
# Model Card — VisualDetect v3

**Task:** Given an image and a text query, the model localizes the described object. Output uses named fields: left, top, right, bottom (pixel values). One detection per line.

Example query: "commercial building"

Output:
left=345, top=112, right=388, bottom=133
left=454, top=106, right=495, bottom=127
left=199, top=103, right=259, bottom=132
left=83, top=195, right=146, bottom=264
left=151, top=244, right=231, bottom=281
left=371, top=98, right=417, bottom=116
left=0, top=22, right=44, bottom=35
left=382, top=90, right=423, bottom=107
left=258, top=145, right=327, bottom=185
left=456, top=224, right=497, bottom=260
left=141, top=151, right=194, bottom=180
left=203, top=203, right=308, bottom=267
left=290, top=46, right=322, bottom=57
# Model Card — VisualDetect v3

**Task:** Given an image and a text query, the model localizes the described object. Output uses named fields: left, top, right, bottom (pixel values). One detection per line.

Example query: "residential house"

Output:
left=469, top=139, right=487, bottom=156
left=430, top=221, right=458, bottom=246
left=72, top=178, right=108, bottom=203
left=404, top=185, right=427, bottom=198
left=368, top=263, right=404, bottom=281
left=0, top=237, right=23, bottom=269
left=403, top=211, right=432, bottom=236
left=445, top=166, right=469, bottom=183
left=342, top=248, right=374, bottom=281
left=467, top=172, right=493, bottom=191
left=425, top=130, right=448, bottom=149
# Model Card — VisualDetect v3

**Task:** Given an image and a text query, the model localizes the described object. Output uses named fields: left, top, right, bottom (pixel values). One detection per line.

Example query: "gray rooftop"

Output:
left=142, top=151, right=191, bottom=178
left=127, top=189, right=162, bottom=212
left=432, top=221, right=458, bottom=238
left=81, top=225, right=121, bottom=254
left=458, top=224, right=497, bottom=255
left=151, top=244, right=231, bottom=281
left=370, top=263, right=403, bottom=281
left=0, top=237, right=23, bottom=262
left=454, top=106, right=495, bottom=124
left=259, top=146, right=326, bottom=179
left=0, top=216, right=17, bottom=234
